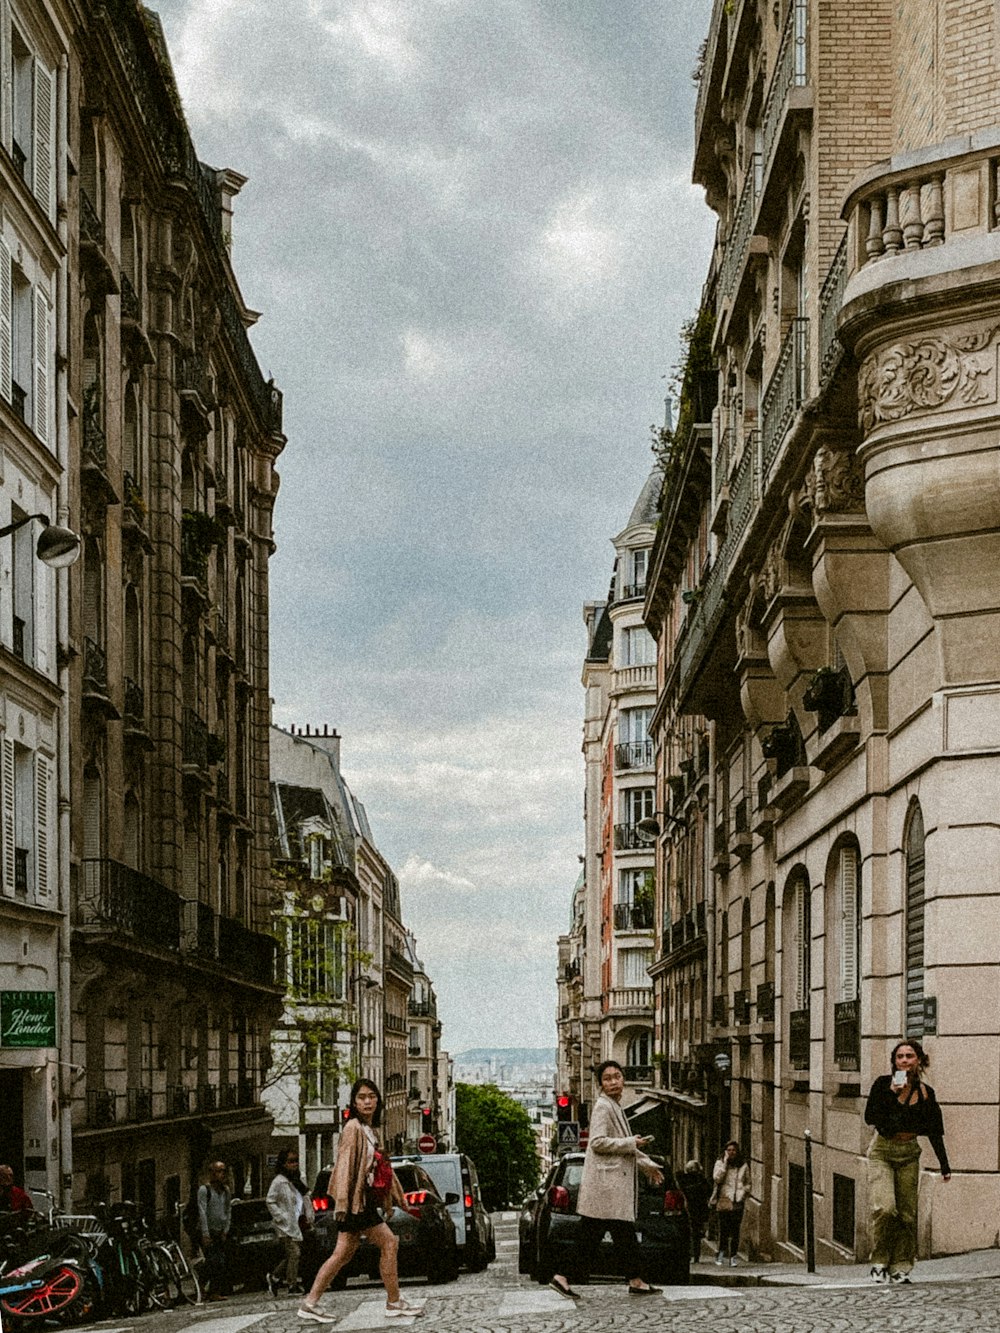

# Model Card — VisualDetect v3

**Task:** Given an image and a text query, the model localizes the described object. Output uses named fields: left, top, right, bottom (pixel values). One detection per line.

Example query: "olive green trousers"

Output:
left=867, top=1134, right=922, bottom=1274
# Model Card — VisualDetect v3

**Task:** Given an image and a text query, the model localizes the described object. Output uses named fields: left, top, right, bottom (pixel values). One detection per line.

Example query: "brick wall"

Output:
left=893, top=0, right=999, bottom=151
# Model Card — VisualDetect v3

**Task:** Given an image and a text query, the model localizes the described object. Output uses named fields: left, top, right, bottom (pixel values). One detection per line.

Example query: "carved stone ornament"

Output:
left=858, top=323, right=1000, bottom=433
left=761, top=537, right=784, bottom=603
left=803, top=442, right=866, bottom=514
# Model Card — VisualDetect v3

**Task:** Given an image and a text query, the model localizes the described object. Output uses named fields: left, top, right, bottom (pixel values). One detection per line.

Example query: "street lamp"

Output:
left=0, top=513, right=81, bottom=567
left=635, top=812, right=671, bottom=843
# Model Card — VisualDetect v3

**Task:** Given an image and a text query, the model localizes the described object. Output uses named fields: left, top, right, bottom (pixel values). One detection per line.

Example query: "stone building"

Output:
left=67, top=0, right=284, bottom=1214
left=404, top=936, right=444, bottom=1146
left=645, top=0, right=1000, bottom=1265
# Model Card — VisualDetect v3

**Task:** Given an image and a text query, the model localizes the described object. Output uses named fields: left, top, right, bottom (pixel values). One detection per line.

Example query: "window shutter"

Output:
left=796, top=878, right=808, bottom=1009
left=2, top=737, right=14, bottom=895
left=33, top=288, right=50, bottom=445
left=0, top=234, right=11, bottom=404
left=35, top=753, right=51, bottom=900
left=839, top=845, right=858, bottom=1002
left=33, top=60, right=56, bottom=221
left=0, top=1, right=10, bottom=152
left=905, top=806, right=925, bottom=1036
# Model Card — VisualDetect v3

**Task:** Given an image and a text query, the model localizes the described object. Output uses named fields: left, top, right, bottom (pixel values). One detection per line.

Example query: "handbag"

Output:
left=370, top=1150, right=393, bottom=1201
left=716, top=1194, right=734, bottom=1212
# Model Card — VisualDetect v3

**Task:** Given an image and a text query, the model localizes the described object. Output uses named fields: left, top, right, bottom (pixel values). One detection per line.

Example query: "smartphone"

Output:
left=892, top=1069, right=907, bottom=1087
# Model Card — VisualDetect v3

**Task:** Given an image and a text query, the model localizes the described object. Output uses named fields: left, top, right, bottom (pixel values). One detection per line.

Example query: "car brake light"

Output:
left=464, top=1193, right=473, bottom=1209
left=662, top=1189, right=685, bottom=1214
left=313, top=1197, right=329, bottom=1211
left=404, top=1190, right=428, bottom=1217
left=548, top=1185, right=571, bottom=1213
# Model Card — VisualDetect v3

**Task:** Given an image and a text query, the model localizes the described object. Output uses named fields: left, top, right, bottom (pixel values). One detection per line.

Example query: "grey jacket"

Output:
left=575, top=1093, right=656, bottom=1222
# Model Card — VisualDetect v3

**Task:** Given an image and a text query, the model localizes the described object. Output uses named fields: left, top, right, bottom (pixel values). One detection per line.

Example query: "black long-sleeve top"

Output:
left=864, top=1075, right=950, bottom=1175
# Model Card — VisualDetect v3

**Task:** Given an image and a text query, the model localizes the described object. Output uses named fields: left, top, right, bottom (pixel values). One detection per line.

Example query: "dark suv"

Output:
left=392, top=1153, right=494, bottom=1271
left=522, top=1153, right=689, bottom=1286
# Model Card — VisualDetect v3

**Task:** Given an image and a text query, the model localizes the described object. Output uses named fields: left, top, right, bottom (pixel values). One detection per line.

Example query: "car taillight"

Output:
left=464, top=1193, right=473, bottom=1209
left=313, top=1196, right=329, bottom=1212
left=404, top=1190, right=428, bottom=1217
left=548, top=1185, right=571, bottom=1213
left=662, top=1189, right=685, bottom=1214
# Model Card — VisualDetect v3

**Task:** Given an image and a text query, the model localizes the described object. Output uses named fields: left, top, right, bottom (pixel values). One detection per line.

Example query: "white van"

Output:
left=393, top=1152, right=495, bottom=1270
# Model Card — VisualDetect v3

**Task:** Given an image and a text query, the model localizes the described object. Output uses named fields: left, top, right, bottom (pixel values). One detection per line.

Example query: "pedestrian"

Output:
left=198, top=1160, right=233, bottom=1300
left=677, top=1159, right=711, bottom=1263
left=266, top=1148, right=314, bottom=1297
left=0, top=1165, right=33, bottom=1213
left=549, top=1059, right=664, bottom=1300
left=297, top=1078, right=421, bottom=1323
left=864, top=1038, right=950, bottom=1285
left=710, top=1140, right=749, bottom=1267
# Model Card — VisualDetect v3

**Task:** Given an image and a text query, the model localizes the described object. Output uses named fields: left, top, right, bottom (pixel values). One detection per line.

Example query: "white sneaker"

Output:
left=715, top=1253, right=724, bottom=1266
left=386, top=1299, right=425, bottom=1318
left=297, top=1302, right=336, bottom=1323
left=889, top=1270, right=911, bottom=1284
left=730, top=1256, right=738, bottom=1267
left=870, top=1265, right=888, bottom=1283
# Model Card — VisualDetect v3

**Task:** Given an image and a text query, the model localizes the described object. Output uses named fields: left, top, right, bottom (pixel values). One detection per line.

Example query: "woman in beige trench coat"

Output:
left=549, top=1060, right=664, bottom=1300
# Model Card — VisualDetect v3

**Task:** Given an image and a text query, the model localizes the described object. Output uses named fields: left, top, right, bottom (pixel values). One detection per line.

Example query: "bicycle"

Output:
left=151, top=1236, right=202, bottom=1305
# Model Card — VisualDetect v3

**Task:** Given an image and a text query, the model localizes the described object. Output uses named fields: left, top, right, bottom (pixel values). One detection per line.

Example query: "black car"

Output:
left=392, top=1153, right=494, bottom=1271
left=523, top=1153, right=690, bottom=1287
left=310, top=1162, right=460, bottom=1286
left=227, top=1198, right=284, bottom=1290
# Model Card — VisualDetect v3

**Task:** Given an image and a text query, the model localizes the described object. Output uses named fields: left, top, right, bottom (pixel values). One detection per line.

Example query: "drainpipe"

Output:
left=54, top=52, right=74, bottom=1212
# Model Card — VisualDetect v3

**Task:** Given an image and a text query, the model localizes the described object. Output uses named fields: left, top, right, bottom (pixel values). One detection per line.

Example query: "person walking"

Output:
left=549, top=1060, right=664, bottom=1300
left=864, top=1038, right=950, bottom=1285
left=711, top=1141, right=749, bottom=1267
left=298, top=1078, right=420, bottom=1323
left=0, top=1165, right=33, bottom=1213
left=197, top=1160, right=233, bottom=1300
left=677, top=1160, right=711, bottom=1263
left=266, top=1148, right=314, bottom=1297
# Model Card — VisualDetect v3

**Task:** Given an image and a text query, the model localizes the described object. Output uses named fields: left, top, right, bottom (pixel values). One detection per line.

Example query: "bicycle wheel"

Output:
left=159, top=1243, right=201, bottom=1305
left=142, top=1244, right=172, bottom=1309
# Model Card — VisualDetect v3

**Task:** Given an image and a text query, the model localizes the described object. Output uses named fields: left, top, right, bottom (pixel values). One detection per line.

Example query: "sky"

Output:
left=151, top=0, right=716, bottom=1052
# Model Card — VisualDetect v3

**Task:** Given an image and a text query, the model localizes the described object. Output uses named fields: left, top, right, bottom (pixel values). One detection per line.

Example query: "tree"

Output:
left=454, top=1082, right=540, bottom=1210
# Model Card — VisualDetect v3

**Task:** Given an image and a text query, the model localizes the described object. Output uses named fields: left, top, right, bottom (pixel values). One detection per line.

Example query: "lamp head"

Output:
left=35, top=522, right=81, bottom=568
left=635, top=816, right=661, bottom=842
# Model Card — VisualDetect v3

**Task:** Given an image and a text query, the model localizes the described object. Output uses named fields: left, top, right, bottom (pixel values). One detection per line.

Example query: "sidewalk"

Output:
left=693, top=1244, right=1000, bottom=1289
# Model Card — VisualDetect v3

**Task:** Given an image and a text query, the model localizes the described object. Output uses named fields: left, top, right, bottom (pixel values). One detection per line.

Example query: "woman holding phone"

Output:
left=864, top=1039, right=951, bottom=1284
left=548, top=1059, right=663, bottom=1300
left=711, top=1141, right=749, bottom=1267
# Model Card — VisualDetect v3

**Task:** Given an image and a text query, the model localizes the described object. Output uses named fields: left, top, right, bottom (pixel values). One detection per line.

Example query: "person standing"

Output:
left=864, top=1038, right=950, bottom=1284
left=266, top=1148, right=314, bottom=1297
left=711, top=1141, right=749, bottom=1267
left=0, top=1165, right=33, bottom=1213
left=298, top=1078, right=420, bottom=1323
left=198, top=1160, right=233, bottom=1300
left=549, top=1060, right=664, bottom=1300
left=677, top=1160, right=711, bottom=1263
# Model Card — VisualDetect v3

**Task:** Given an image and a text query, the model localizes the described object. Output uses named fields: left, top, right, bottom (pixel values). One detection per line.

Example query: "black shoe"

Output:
left=548, top=1278, right=578, bottom=1300
left=628, top=1284, right=662, bottom=1295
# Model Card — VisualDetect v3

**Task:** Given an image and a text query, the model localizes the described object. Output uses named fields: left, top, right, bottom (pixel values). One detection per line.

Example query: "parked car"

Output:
left=393, top=1153, right=494, bottom=1271
left=310, top=1162, right=460, bottom=1286
left=227, top=1198, right=284, bottom=1290
left=523, top=1152, right=690, bottom=1286
left=518, top=1186, right=545, bottom=1274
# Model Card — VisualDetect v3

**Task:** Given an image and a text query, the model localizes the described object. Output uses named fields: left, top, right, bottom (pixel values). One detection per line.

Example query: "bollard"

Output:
left=803, top=1128, right=815, bottom=1273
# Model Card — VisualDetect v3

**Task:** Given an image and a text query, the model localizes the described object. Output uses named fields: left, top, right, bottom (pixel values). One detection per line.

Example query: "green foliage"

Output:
left=653, top=306, right=718, bottom=507
left=455, top=1082, right=540, bottom=1210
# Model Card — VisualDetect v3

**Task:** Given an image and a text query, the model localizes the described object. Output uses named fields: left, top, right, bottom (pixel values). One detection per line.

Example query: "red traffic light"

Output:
left=557, top=1095, right=570, bottom=1107
left=556, top=1094, right=573, bottom=1122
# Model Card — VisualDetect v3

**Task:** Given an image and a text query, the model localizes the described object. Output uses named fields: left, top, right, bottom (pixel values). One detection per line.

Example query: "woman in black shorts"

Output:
left=298, top=1079, right=422, bottom=1322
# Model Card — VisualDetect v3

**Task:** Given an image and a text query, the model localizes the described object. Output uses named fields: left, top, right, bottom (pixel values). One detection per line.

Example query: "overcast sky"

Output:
left=152, top=0, right=715, bottom=1052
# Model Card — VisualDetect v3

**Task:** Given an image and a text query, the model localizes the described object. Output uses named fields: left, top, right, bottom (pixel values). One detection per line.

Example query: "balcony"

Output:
left=623, top=1065, right=653, bottom=1083
left=719, top=154, right=764, bottom=315
left=729, top=797, right=753, bottom=860
left=789, top=1007, right=810, bottom=1070
left=183, top=708, right=210, bottom=773
left=179, top=352, right=214, bottom=433
left=408, top=999, right=433, bottom=1017
left=613, top=823, right=653, bottom=852
left=607, top=987, right=653, bottom=1014
left=834, top=998, right=860, bottom=1071
left=758, top=0, right=810, bottom=219
left=618, top=581, right=647, bottom=602
left=218, top=915, right=279, bottom=987
left=14, top=847, right=28, bottom=895
left=756, top=981, right=775, bottom=1024
left=197, top=1083, right=217, bottom=1113
left=10, top=379, right=26, bottom=423
left=761, top=317, right=809, bottom=485
left=86, top=1089, right=117, bottom=1129
left=671, top=551, right=728, bottom=705
left=614, top=740, right=654, bottom=771
left=167, top=1084, right=191, bottom=1117
left=762, top=714, right=807, bottom=783
left=77, top=858, right=182, bottom=953
left=611, top=663, right=655, bottom=694
left=81, top=638, right=119, bottom=720
left=613, top=901, right=654, bottom=931
left=182, top=897, right=218, bottom=960
left=79, top=191, right=118, bottom=297
left=819, top=235, right=848, bottom=391
left=126, top=1086, right=153, bottom=1122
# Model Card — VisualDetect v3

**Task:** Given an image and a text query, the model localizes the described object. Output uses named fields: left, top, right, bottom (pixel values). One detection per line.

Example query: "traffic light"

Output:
left=420, top=1106, right=433, bottom=1133
left=556, top=1094, right=572, bottom=1123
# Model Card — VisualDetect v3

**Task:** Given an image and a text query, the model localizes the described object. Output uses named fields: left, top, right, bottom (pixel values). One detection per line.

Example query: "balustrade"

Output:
left=719, top=154, right=761, bottom=305
left=760, top=0, right=808, bottom=176
left=819, top=235, right=847, bottom=389
left=761, top=318, right=809, bottom=482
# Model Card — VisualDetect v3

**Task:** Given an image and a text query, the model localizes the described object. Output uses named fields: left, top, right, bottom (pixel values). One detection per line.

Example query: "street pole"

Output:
left=803, top=1128, right=815, bottom=1273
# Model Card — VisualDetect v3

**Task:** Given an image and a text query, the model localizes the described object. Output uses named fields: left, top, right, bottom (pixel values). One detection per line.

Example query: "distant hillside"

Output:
left=454, top=1047, right=556, bottom=1067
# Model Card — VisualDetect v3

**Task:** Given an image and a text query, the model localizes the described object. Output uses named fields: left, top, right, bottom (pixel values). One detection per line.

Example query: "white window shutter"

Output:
left=33, top=288, right=50, bottom=444
left=35, top=752, right=51, bottom=900
left=0, top=234, right=11, bottom=404
left=2, top=737, right=15, bottom=896
left=839, top=845, right=858, bottom=1003
left=33, top=59, right=56, bottom=221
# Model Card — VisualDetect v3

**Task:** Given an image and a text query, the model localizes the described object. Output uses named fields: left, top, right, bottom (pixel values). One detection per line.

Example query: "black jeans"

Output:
left=203, top=1233, right=231, bottom=1294
left=717, top=1205, right=744, bottom=1258
left=570, top=1215, right=643, bottom=1284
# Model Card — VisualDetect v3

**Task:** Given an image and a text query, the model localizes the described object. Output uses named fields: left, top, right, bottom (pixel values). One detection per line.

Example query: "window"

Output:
left=289, top=919, right=347, bottom=1000
left=793, top=874, right=811, bottom=1012
left=4, top=23, right=55, bottom=220
left=618, top=947, right=652, bottom=987
left=618, top=868, right=652, bottom=905
left=837, top=844, right=860, bottom=1003
left=832, top=1173, right=856, bottom=1251
left=622, top=787, right=654, bottom=825
left=2, top=739, right=53, bottom=901
left=618, top=707, right=652, bottom=744
left=626, top=1031, right=651, bottom=1068
left=0, top=239, right=51, bottom=441
left=622, top=548, right=648, bottom=598
left=303, top=1046, right=339, bottom=1108
left=622, top=626, right=655, bottom=666
left=904, top=803, right=925, bottom=1037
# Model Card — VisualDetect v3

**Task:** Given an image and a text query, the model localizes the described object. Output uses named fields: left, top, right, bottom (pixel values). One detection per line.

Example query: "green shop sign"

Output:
left=1, top=991, right=57, bottom=1048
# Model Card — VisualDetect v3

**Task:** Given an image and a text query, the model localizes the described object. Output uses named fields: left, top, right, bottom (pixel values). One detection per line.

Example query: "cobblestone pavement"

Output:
left=75, top=1214, right=1000, bottom=1333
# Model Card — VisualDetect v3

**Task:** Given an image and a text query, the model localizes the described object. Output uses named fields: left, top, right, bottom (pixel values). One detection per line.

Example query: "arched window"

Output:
left=784, top=869, right=811, bottom=1071
left=905, top=802, right=926, bottom=1037
left=627, top=1031, right=651, bottom=1072
left=764, top=882, right=775, bottom=984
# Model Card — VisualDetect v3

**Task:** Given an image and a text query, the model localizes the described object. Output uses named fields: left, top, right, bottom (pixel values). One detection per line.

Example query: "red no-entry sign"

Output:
left=418, top=1134, right=436, bottom=1154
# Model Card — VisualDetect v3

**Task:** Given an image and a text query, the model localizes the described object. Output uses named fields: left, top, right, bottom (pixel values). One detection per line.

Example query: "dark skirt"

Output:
left=338, top=1192, right=383, bottom=1233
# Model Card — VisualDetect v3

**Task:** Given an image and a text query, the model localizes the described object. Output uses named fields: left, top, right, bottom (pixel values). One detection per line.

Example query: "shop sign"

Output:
left=1, top=991, right=57, bottom=1048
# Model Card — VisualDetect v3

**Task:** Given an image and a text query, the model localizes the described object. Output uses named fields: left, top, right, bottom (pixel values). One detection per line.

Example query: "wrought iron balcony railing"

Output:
left=834, top=998, right=860, bottom=1070
left=614, top=740, right=654, bottom=771
left=78, top=858, right=182, bottom=952
left=789, top=1007, right=811, bottom=1069
left=86, top=1088, right=117, bottom=1129
left=760, top=0, right=808, bottom=176
left=756, top=980, right=775, bottom=1023
left=613, top=901, right=654, bottom=931
left=614, top=823, right=652, bottom=852
left=761, top=317, right=809, bottom=483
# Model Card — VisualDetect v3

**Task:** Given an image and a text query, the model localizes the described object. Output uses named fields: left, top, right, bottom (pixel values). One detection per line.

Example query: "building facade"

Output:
left=645, top=0, right=1000, bottom=1265
left=67, top=0, right=285, bottom=1214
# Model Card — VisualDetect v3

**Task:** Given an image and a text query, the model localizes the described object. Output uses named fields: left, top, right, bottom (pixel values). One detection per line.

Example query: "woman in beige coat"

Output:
left=550, top=1060, right=663, bottom=1299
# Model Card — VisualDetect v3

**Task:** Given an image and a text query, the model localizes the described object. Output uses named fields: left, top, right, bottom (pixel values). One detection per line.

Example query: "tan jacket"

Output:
left=328, top=1119, right=405, bottom=1217
left=575, top=1093, right=656, bottom=1222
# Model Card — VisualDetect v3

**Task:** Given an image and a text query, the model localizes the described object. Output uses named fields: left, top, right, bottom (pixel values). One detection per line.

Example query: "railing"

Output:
left=719, top=154, right=761, bottom=304
left=119, top=270, right=141, bottom=322
left=733, top=988, right=751, bottom=1025
left=385, top=1014, right=408, bottom=1034
left=613, top=663, right=655, bottom=691
left=82, top=637, right=109, bottom=695
left=672, top=552, right=727, bottom=695
left=182, top=897, right=218, bottom=959
left=83, top=395, right=108, bottom=468
left=218, top=915, right=278, bottom=986
left=197, top=1083, right=217, bottom=1113
left=694, top=0, right=727, bottom=137
left=727, top=431, right=759, bottom=553
left=10, top=380, right=26, bottom=422
left=388, top=948, right=414, bottom=980
left=127, top=1086, right=153, bottom=1122
left=11, top=615, right=25, bottom=662
left=763, top=712, right=808, bottom=779
left=180, top=351, right=213, bottom=403
left=14, top=847, right=29, bottom=895
left=789, top=1007, right=810, bottom=1069
left=803, top=665, right=857, bottom=733
left=623, top=1065, right=653, bottom=1082
left=608, top=987, right=653, bottom=1012
left=819, top=234, right=848, bottom=389
left=79, top=191, right=105, bottom=249
left=757, top=981, right=775, bottom=1022
left=408, top=1045, right=421, bottom=1057
left=761, top=317, right=809, bottom=482
left=77, top=859, right=182, bottom=951
left=613, top=901, right=654, bottom=931
left=167, top=1084, right=191, bottom=1116
left=619, top=581, right=647, bottom=601
left=615, top=740, right=654, bottom=771
left=86, top=1089, right=117, bottom=1129
left=834, top=998, right=860, bottom=1069
left=408, top=999, right=433, bottom=1017
left=733, top=797, right=750, bottom=834
left=183, top=708, right=209, bottom=770
left=715, top=424, right=734, bottom=501
left=614, top=823, right=652, bottom=851
left=760, top=0, right=808, bottom=175
left=123, top=677, right=144, bottom=725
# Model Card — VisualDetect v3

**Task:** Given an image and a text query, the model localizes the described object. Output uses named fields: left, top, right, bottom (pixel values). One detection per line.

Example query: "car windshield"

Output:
left=414, top=1158, right=461, bottom=1197
left=394, top=1165, right=440, bottom=1197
